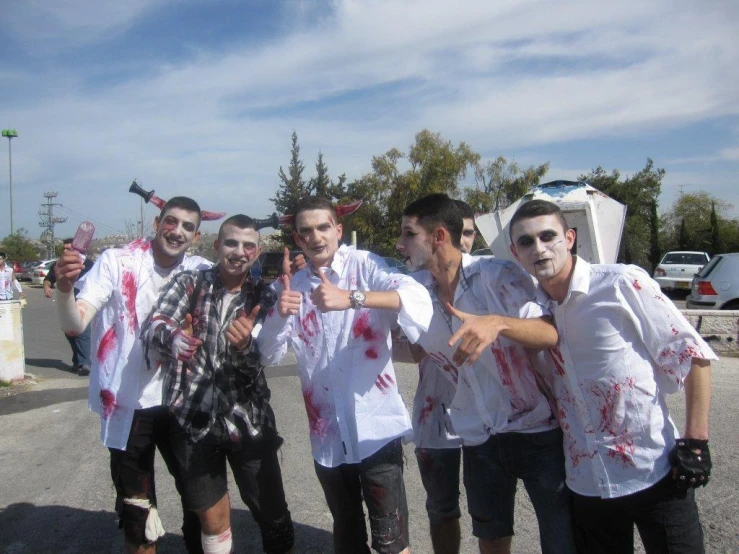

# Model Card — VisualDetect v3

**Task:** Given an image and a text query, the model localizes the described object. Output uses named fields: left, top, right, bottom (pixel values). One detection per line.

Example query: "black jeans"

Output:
left=314, top=438, right=409, bottom=554
left=109, top=406, right=202, bottom=552
left=571, top=473, right=704, bottom=554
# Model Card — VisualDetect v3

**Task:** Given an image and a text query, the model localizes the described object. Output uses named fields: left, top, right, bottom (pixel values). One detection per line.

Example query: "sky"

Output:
left=1, top=0, right=738, bottom=240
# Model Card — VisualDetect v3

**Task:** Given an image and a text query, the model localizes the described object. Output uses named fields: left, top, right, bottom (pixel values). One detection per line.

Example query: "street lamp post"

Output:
left=2, top=128, right=19, bottom=236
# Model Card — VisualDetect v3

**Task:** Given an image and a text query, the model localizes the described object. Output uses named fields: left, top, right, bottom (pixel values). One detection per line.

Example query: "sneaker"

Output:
left=78, top=365, right=91, bottom=377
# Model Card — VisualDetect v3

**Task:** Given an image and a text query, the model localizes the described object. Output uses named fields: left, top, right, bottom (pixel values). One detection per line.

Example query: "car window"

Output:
left=662, top=253, right=708, bottom=265
left=695, top=256, right=722, bottom=278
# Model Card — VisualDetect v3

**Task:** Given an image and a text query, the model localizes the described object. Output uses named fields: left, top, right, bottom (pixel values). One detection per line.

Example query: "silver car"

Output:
left=686, top=253, right=739, bottom=310
left=653, top=251, right=710, bottom=292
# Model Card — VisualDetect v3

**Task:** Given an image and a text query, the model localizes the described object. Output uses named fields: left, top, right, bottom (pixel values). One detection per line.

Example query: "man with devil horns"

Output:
left=258, top=196, right=433, bottom=554
left=55, top=196, right=211, bottom=554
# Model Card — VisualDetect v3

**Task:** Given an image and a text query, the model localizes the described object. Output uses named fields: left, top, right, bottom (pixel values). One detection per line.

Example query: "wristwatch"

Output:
left=349, top=290, right=366, bottom=310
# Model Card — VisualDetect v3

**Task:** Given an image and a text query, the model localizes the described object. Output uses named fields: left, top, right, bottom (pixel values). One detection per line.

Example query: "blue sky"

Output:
left=1, top=0, right=738, bottom=240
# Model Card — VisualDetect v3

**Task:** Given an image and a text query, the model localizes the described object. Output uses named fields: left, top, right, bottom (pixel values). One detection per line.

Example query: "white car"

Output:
left=31, top=259, right=57, bottom=286
left=653, top=251, right=710, bottom=292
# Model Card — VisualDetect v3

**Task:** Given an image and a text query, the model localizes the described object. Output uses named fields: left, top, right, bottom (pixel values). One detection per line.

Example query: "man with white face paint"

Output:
left=397, top=194, right=575, bottom=554
left=55, top=197, right=210, bottom=554
left=145, top=214, right=294, bottom=554
left=509, top=199, right=716, bottom=554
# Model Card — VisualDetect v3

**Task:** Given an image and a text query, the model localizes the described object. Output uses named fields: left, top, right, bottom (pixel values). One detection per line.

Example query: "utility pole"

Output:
left=2, top=128, right=18, bottom=235
left=39, top=192, right=67, bottom=259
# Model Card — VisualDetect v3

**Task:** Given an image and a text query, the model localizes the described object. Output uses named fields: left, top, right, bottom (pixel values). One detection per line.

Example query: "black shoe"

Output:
left=78, top=366, right=91, bottom=377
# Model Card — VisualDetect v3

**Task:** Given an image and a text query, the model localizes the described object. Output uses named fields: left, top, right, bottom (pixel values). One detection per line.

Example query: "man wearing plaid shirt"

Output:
left=146, top=214, right=294, bottom=554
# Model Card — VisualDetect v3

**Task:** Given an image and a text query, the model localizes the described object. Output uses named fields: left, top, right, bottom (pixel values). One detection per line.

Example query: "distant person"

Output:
left=44, top=238, right=95, bottom=376
left=54, top=197, right=210, bottom=554
left=0, top=251, right=25, bottom=301
left=258, top=196, right=433, bottom=554
left=145, top=214, right=295, bottom=554
left=508, top=199, right=715, bottom=554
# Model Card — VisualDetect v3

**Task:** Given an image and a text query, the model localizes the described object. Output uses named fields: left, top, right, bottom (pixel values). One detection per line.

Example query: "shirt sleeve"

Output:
left=481, top=260, right=547, bottom=319
left=44, top=263, right=57, bottom=286
left=77, top=250, right=117, bottom=312
left=366, top=253, right=432, bottom=343
left=146, top=271, right=198, bottom=357
left=617, top=265, right=717, bottom=394
left=256, top=307, right=292, bottom=366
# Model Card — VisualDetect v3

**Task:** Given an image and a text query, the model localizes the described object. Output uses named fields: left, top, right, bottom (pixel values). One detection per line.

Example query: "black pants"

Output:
left=571, top=474, right=704, bottom=554
left=109, top=406, right=202, bottom=552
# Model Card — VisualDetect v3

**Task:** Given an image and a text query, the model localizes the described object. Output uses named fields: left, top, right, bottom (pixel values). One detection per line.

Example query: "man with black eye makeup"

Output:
left=508, top=199, right=716, bottom=554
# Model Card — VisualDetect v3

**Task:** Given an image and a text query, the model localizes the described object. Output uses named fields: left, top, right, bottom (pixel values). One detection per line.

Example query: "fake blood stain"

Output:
left=97, top=327, right=117, bottom=362
left=100, top=389, right=117, bottom=419
left=418, top=395, right=435, bottom=424
left=303, top=388, right=329, bottom=438
left=121, top=271, right=138, bottom=331
left=352, top=311, right=378, bottom=341
left=375, top=373, right=393, bottom=393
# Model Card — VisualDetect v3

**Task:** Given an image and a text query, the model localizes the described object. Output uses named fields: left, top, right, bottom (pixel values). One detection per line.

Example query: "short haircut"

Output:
left=454, top=199, right=475, bottom=221
left=160, top=196, right=202, bottom=228
left=62, top=238, right=73, bottom=245
left=0, top=251, right=6, bottom=258
left=218, top=214, right=259, bottom=240
left=509, top=199, right=569, bottom=241
left=403, top=193, right=463, bottom=248
left=294, top=196, right=338, bottom=225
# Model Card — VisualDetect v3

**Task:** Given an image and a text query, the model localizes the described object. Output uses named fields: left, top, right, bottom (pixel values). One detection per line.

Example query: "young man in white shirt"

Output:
left=257, top=196, right=433, bottom=554
left=508, top=199, right=715, bottom=554
left=396, top=193, right=575, bottom=554
left=54, top=197, right=211, bottom=554
left=397, top=200, right=476, bottom=554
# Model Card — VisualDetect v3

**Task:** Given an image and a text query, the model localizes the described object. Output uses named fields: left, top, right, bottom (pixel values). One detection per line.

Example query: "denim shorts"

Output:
left=314, top=438, right=409, bottom=554
left=171, top=424, right=294, bottom=554
left=462, top=428, right=576, bottom=554
left=415, top=447, right=462, bottom=523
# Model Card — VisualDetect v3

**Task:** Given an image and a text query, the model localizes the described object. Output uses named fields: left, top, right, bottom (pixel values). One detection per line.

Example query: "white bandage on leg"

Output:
left=122, top=498, right=166, bottom=542
left=202, top=528, right=233, bottom=554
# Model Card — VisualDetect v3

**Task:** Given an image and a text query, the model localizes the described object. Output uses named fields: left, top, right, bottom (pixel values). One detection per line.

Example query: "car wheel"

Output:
left=720, top=300, right=739, bottom=310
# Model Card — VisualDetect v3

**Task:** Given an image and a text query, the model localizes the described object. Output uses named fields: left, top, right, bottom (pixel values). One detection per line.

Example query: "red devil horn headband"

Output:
left=273, top=199, right=363, bottom=227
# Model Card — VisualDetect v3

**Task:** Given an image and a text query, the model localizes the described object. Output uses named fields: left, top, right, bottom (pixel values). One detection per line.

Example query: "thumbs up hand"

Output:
left=278, top=273, right=302, bottom=317
left=171, top=313, right=203, bottom=361
left=226, top=305, right=261, bottom=350
left=310, top=269, right=350, bottom=312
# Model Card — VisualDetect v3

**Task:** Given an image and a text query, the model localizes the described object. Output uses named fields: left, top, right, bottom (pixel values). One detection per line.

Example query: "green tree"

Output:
left=710, top=201, right=721, bottom=255
left=660, top=191, right=733, bottom=253
left=677, top=219, right=689, bottom=250
left=309, top=151, right=347, bottom=200
left=0, top=229, right=40, bottom=262
left=649, top=200, right=661, bottom=271
left=465, top=156, right=550, bottom=214
left=271, top=131, right=310, bottom=247
left=580, top=159, right=664, bottom=268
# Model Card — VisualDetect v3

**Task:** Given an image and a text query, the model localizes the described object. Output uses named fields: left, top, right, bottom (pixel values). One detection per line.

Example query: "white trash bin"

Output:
left=0, top=299, right=25, bottom=382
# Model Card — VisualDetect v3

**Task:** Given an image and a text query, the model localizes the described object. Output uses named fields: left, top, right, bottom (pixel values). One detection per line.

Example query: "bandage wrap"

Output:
left=670, top=438, right=711, bottom=489
left=122, top=498, right=166, bottom=543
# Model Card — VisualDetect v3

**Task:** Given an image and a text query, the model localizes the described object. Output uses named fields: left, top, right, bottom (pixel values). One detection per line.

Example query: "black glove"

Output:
left=670, top=438, right=711, bottom=490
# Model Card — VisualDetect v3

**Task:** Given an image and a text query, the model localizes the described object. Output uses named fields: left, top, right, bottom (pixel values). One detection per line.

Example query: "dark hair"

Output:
left=160, top=196, right=202, bottom=227
left=0, top=251, right=6, bottom=258
left=454, top=199, right=475, bottom=221
left=294, top=196, right=338, bottom=225
left=403, top=193, right=463, bottom=247
left=218, top=214, right=258, bottom=239
left=62, top=238, right=73, bottom=245
left=509, top=200, right=569, bottom=241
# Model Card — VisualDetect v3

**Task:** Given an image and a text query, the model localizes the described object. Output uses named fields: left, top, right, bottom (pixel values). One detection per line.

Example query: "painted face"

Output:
left=510, top=214, right=575, bottom=281
left=460, top=218, right=476, bottom=254
left=215, top=225, right=261, bottom=279
left=153, top=207, right=201, bottom=263
left=294, top=209, right=342, bottom=268
left=396, top=216, right=434, bottom=271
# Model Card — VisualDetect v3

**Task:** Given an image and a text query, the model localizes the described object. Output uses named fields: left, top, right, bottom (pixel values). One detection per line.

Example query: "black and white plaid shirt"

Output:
left=145, top=267, right=278, bottom=443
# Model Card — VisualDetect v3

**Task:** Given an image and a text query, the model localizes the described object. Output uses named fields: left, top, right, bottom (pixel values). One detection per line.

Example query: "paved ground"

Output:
left=1, top=286, right=737, bottom=553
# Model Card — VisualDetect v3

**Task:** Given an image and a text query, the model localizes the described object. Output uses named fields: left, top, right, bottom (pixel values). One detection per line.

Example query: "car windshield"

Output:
left=662, top=253, right=707, bottom=265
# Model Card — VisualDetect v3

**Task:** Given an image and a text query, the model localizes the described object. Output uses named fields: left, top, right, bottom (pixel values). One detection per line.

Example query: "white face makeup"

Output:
left=396, top=216, right=434, bottom=271
left=216, top=225, right=261, bottom=280
left=153, top=207, right=201, bottom=263
left=460, top=218, right=476, bottom=254
left=294, top=209, right=342, bottom=268
left=510, top=214, right=574, bottom=282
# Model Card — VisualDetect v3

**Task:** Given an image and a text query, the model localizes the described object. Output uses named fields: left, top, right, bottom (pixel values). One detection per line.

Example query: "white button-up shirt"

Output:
left=415, top=255, right=557, bottom=447
left=541, top=257, right=717, bottom=498
left=258, top=245, right=432, bottom=468
left=77, top=239, right=211, bottom=450
left=0, top=266, right=22, bottom=300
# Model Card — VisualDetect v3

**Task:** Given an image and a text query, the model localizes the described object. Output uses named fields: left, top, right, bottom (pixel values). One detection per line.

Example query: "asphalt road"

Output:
left=1, top=286, right=737, bottom=553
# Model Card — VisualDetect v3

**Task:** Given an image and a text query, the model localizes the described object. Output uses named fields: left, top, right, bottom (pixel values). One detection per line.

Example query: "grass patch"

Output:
left=0, top=380, right=11, bottom=388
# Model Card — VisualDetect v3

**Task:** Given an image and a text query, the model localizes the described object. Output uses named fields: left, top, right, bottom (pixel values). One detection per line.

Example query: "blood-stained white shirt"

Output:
left=414, top=255, right=558, bottom=447
left=539, top=257, right=717, bottom=498
left=0, top=266, right=22, bottom=300
left=258, top=245, right=432, bottom=468
left=77, top=239, right=211, bottom=450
